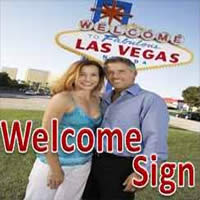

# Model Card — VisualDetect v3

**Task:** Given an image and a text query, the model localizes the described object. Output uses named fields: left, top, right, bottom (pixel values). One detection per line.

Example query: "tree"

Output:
left=0, top=72, right=29, bottom=90
left=182, top=86, right=200, bottom=108
left=0, top=72, right=12, bottom=87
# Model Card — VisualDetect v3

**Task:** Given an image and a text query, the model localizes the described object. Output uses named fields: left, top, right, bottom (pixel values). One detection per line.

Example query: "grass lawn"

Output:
left=0, top=109, right=200, bottom=200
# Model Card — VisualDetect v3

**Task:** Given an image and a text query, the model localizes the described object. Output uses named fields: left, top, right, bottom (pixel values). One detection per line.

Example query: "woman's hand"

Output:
left=123, top=172, right=142, bottom=192
left=47, top=168, right=64, bottom=189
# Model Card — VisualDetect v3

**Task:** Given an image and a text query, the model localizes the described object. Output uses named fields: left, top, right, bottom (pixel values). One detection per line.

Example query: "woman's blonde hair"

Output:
left=51, top=59, right=105, bottom=95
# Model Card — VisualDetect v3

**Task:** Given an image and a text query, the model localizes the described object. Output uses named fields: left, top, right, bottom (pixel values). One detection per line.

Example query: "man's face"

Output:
left=105, top=62, right=137, bottom=91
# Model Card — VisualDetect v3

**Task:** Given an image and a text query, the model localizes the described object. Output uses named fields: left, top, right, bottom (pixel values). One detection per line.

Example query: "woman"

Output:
left=24, top=59, right=105, bottom=200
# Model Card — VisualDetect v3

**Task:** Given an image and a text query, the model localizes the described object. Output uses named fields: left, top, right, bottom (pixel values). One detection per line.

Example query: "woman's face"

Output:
left=75, top=65, right=100, bottom=92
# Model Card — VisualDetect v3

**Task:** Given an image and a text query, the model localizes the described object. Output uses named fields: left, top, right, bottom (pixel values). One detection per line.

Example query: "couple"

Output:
left=24, top=57, right=169, bottom=200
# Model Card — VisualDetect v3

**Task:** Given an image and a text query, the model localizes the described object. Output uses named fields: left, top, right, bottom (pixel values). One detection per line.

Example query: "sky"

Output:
left=1, top=0, right=200, bottom=98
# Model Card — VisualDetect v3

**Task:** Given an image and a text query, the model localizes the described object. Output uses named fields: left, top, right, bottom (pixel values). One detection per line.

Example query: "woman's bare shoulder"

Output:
left=91, top=94, right=101, bottom=104
left=48, top=91, right=73, bottom=110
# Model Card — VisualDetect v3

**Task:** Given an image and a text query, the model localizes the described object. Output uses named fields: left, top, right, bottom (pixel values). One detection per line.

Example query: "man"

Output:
left=83, top=57, right=169, bottom=200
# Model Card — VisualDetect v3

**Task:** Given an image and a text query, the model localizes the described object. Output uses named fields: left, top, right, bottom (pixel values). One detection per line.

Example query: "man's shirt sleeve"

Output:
left=140, top=95, right=169, bottom=173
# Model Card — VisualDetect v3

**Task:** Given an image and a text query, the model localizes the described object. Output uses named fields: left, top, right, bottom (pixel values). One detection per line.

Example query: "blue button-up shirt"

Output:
left=100, top=83, right=169, bottom=172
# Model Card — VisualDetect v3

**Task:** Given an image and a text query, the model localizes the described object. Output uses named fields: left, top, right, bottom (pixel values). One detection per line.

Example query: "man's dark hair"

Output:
left=104, top=56, right=136, bottom=70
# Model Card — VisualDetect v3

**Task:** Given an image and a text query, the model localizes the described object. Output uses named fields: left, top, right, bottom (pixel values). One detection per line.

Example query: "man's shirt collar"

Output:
left=123, top=83, right=141, bottom=96
left=103, top=83, right=141, bottom=104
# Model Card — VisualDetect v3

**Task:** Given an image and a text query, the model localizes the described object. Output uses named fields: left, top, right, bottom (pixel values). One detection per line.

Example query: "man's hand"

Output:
left=123, top=172, right=141, bottom=192
left=47, top=168, right=64, bottom=189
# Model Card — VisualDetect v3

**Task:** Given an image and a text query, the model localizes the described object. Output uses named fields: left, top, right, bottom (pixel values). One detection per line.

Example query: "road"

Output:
left=0, top=94, right=199, bottom=133
left=170, top=116, right=200, bottom=133
left=0, top=94, right=50, bottom=111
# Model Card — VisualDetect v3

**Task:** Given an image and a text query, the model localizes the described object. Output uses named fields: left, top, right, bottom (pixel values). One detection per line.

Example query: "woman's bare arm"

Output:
left=42, top=92, right=73, bottom=189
